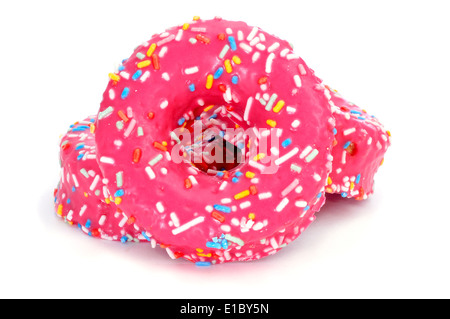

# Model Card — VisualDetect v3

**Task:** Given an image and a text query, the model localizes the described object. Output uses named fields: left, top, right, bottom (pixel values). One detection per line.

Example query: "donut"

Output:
left=54, top=117, right=146, bottom=243
left=324, top=86, right=391, bottom=199
left=94, top=17, right=336, bottom=264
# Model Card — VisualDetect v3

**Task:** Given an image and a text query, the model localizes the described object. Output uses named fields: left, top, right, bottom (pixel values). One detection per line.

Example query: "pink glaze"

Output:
left=324, top=86, right=391, bottom=199
left=94, top=18, right=335, bottom=264
left=54, top=117, right=144, bottom=242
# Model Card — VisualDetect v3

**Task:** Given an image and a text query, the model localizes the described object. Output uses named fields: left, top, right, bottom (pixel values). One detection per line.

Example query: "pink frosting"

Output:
left=54, top=117, right=143, bottom=242
left=94, top=18, right=335, bottom=264
left=324, top=86, right=391, bottom=199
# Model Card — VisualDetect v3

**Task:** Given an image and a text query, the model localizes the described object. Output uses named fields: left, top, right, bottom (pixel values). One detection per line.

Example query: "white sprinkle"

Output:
left=291, top=119, right=300, bottom=128
left=123, top=119, right=137, bottom=138
left=270, top=237, right=279, bottom=249
left=166, top=248, right=175, bottom=259
left=188, top=175, right=198, bottom=186
left=286, top=106, right=296, bottom=114
left=240, top=201, right=251, bottom=209
left=162, top=72, right=170, bottom=81
left=159, top=46, right=168, bottom=58
left=185, top=66, right=199, bottom=75
left=156, top=202, right=165, bottom=213
left=249, top=160, right=266, bottom=172
left=268, top=42, right=280, bottom=53
left=305, top=149, right=319, bottom=162
left=275, top=198, right=289, bottom=212
left=237, top=30, right=244, bottom=41
left=145, top=166, right=156, bottom=180
left=249, top=36, right=260, bottom=46
left=247, top=26, right=259, bottom=41
left=256, top=43, right=266, bottom=51
left=243, top=97, right=253, bottom=122
left=221, top=198, right=232, bottom=204
left=239, top=43, right=253, bottom=53
left=281, top=179, right=300, bottom=197
left=205, top=205, right=213, bottom=213
left=275, top=147, right=299, bottom=165
left=343, top=127, right=356, bottom=135
left=295, top=185, right=303, bottom=193
left=89, top=175, right=100, bottom=191
left=295, top=200, right=308, bottom=208
left=293, top=75, right=302, bottom=87
left=265, top=53, right=276, bottom=73
left=259, top=33, right=266, bottom=42
left=172, top=216, right=205, bottom=235
left=99, top=215, right=106, bottom=226
left=280, top=48, right=290, bottom=57
left=270, top=147, right=280, bottom=156
left=219, top=181, right=228, bottom=191
left=119, top=215, right=128, bottom=227
left=253, top=222, right=264, bottom=231
left=299, top=146, right=313, bottom=159
left=79, top=204, right=88, bottom=217
left=226, top=27, right=233, bottom=34
left=119, top=71, right=130, bottom=80
left=313, top=173, right=322, bottom=181
left=367, top=137, right=373, bottom=145
left=140, top=71, right=150, bottom=82
left=221, top=225, right=231, bottom=233
left=175, top=29, right=183, bottom=41
left=258, top=192, right=272, bottom=200
left=170, top=212, right=180, bottom=227
left=156, top=34, right=175, bottom=46
left=160, top=100, right=169, bottom=109
left=108, top=89, right=115, bottom=100
left=298, top=64, right=307, bottom=75
left=252, top=52, right=260, bottom=63
left=191, top=27, right=206, bottom=32
left=71, top=174, right=79, bottom=188
left=286, top=53, right=298, bottom=60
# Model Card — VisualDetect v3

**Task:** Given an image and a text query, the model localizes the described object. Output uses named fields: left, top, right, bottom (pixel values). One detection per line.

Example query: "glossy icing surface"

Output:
left=94, top=18, right=335, bottom=263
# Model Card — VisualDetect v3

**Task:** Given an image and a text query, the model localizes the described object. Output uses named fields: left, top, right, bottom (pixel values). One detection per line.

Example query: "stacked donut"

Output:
left=54, top=17, right=390, bottom=265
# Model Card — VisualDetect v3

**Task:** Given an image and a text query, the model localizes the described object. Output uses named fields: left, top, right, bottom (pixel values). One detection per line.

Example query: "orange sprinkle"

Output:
left=211, top=211, right=226, bottom=223
left=152, top=54, right=160, bottom=70
left=117, top=110, right=129, bottom=123
left=218, top=84, right=227, bottom=92
left=127, top=216, right=136, bottom=225
left=217, top=33, right=226, bottom=40
left=147, top=112, right=155, bottom=119
left=196, top=34, right=211, bottom=44
left=133, top=148, right=142, bottom=163
left=153, top=142, right=167, bottom=152
left=258, top=76, right=268, bottom=84
left=249, top=185, right=258, bottom=195
left=203, top=105, right=214, bottom=112
left=184, top=178, right=192, bottom=189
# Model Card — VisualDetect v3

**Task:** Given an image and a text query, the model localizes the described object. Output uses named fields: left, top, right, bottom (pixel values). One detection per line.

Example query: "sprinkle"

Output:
left=196, top=34, right=210, bottom=44
left=245, top=171, right=255, bottom=179
left=116, top=171, right=123, bottom=188
left=146, top=43, right=157, bottom=57
left=117, top=110, right=129, bottom=123
left=276, top=198, right=289, bottom=212
left=140, top=71, right=150, bottom=82
left=206, top=242, right=222, bottom=249
left=249, top=185, right=258, bottom=195
left=121, top=87, right=130, bottom=100
left=298, top=64, right=307, bottom=75
left=343, top=127, right=356, bottom=136
left=224, top=59, right=233, bottom=73
left=79, top=205, right=87, bottom=217
left=219, top=44, right=230, bottom=59
left=89, top=175, right=100, bottom=191
left=266, top=119, right=277, bottom=128
left=234, top=190, right=250, bottom=200
left=224, top=234, right=244, bottom=246
left=240, top=43, right=253, bottom=53
left=231, top=75, right=239, bottom=84
left=100, top=156, right=115, bottom=165
left=247, top=27, right=258, bottom=41
left=213, top=204, right=231, bottom=213
left=265, top=93, right=278, bottom=111
left=232, top=55, right=241, bottom=64
left=293, top=75, right=302, bottom=87
left=214, top=67, right=224, bottom=79
left=114, top=189, right=124, bottom=198
left=356, top=174, right=361, bottom=184
left=299, top=146, right=313, bottom=159
left=123, top=119, right=137, bottom=138
left=182, top=23, right=190, bottom=30
left=160, top=100, right=169, bottom=109
left=133, top=148, right=142, bottom=163
left=153, top=142, right=167, bottom=152
left=132, top=70, right=142, bottom=81
left=156, top=202, right=164, bottom=213
left=305, top=149, right=319, bottom=162
left=265, top=53, right=275, bottom=73
left=98, top=106, right=114, bottom=120
left=268, top=42, right=280, bottom=52
left=195, top=261, right=211, bottom=267
left=206, top=74, right=214, bottom=89
left=258, top=192, right=272, bottom=200
left=275, top=147, right=299, bottom=165
left=80, top=168, right=89, bottom=178
left=108, top=73, right=120, bottom=82
left=185, top=66, right=199, bottom=75
left=137, top=60, right=151, bottom=69
left=149, top=154, right=163, bottom=166
left=211, top=211, right=226, bottom=223
left=145, top=166, right=156, bottom=180
left=243, top=97, right=253, bottom=122
left=273, top=100, right=285, bottom=113
left=172, top=216, right=205, bottom=235
left=281, top=138, right=292, bottom=148
left=281, top=179, right=300, bottom=197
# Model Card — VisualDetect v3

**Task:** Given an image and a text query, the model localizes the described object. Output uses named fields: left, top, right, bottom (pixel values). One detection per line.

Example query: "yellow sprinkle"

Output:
left=266, top=119, right=277, bottom=128
left=206, top=74, right=214, bottom=89
left=182, top=23, right=190, bottom=30
left=67, top=221, right=74, bottom=226
left=386, top=130, right=391, bottom=137
left=193, top=16, right=200, bottom=21
left=232, top=55, right=241, bottom=65
left=197, top=253, right=212, bottom=257
left=253, top=153, right=266, bottom=161
left=115, top=197, right=122, bottom=205
left=90, top=124, right=96, bottom=134
left=203, top=105, right=214, bottom=112
left=146, top=43, right=157, bottom=57
left=327, top=177, right=332, bottom=185
left=84, top=192, right=88, bottom=198
left=273, top=100, right=285, bottom=113
left=350, top=182, right=355, bottom=191
left=57, top=204, right=63, bottom=216
left=325, top=187, right=333, bottom=193
left=234, top=189, right=250, bottom=200
left=245, top=171, right=256, bottom=179
left=105, top=198, right=111, bottom=204
left=196, top=248, right=204, bottom=253
left=108, top=73, right=120, bottom=82
left=248, top=213, right=256, bottom=220
left=137, top=60, right=151, bottom=68
left=162, top=141, right=168, bottom=146
left=224, top=59, right=233, bottom=73
left=380, top=158, right=384, bottom=166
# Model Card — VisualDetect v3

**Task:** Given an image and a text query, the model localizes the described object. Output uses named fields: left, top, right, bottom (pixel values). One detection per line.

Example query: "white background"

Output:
left=1, top=0, right=449, bottom=299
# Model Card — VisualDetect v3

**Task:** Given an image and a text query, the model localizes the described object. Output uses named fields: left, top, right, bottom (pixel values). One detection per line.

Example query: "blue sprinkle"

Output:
left=118, top=65, right=125, bottom=71
left=75, top=144, right=85, bottom=150
left=216, top=172, right=224, bottom=177
left=303, top=205, right=310, bottom=212
left=356, top=174, right=361, bottom=184
left=114, top=189, right=125, bottom=197
left=228, top=36, right=237, bottom=51
left=195, top=261, right=212, bottom=267
left=77, top=153, right=84, bottom=161
left=120, top=236, right=128, bottom=243
left=195, top=116, right=201, bottom=120
left=206, top=242, right=222, bottom=249
left=141, top=231, right=151, bottom=241
left=78, top=223, right=82, bottom=230
left=85, top=219, right=91, bottom=228
left=232, top=177, right=239, bottom=183
left=69, top=124, right=75, bottom=128
left=343, top=141, right=351, bottom=149
left=231, top=75, right=239, bottom=84
left=350, top=110, right=362, bottom=115
left=209, top=114, right=218, bottom=119
left=189, top=83, right=196, bottom=92
left=341, top=192, right=348, bottom=198
left=72, top=186, right=76, bottom=192
left=281, top=138, right=292, bottom=148
left=358, top=116, right=366, bottom=120
left=121, top=58, right=128, bottom=64
left=219, top=130, right=225, bottom=138
left=333, top=128, right=337, bottom=135
left=213, top=204, right=231, bottom=213
left=132, top=70, right=142, bottom=81
left=212, top=237, right=219, bottom=243
left=214, top=67, right=224, bottom=79
left=67, top=198, right=71, bottom=204
left=235, top=171, right=243, bottom=177
left=121, top=87, right=130, bottom=99
left=221, top=239, right=229, bottom=249
left=237, top=142, right=245, bottom=149
left=90, top=118, right=95, bottom=123
left=72, top=126, right=90, bottom=132
left=317, top=192, right=322, bottom=198
left=177, top=118, right=186, bottom=125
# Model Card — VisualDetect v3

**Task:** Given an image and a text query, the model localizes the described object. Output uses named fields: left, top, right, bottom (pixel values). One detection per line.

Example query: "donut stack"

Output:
left=54, top=17, right=391, bottom=265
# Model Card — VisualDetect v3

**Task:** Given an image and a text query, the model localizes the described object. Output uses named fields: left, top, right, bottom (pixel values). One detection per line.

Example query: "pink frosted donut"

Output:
left=54, top=117, right=144, bottom=242
left=94, top=18, right=335, bottom=264
left=324, top=86, right=391, bottom=199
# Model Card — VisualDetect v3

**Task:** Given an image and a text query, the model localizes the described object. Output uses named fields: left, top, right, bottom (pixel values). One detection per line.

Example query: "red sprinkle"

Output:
left=133, top=148, right=142, bottom=163
left=153, top=142, right=167, bottom=152
left=211, top=211, right=226, bottom=223
left=184, top=178, right=193, bottom=189
left=91, top=229, right=100, bottom=237
left=217, top=33, right=226, bottom=40
left=196, top=34, right=211, bottom=44
left=258, top=76, right=268, bottom=85
left=147, top=112, right=155, bottom=119
left=174, top=251, right=184, bottom=259
left=117, top=110, right=129, bottom=123
left=152, top=54, right=160, bottom=70
left=249, top=185, right=258, bottom=195
left=218, top=84, right=227, bottom=92
left=127, top=216, right=136, bottom=225
left=61, top=143, right=71, bottom=151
